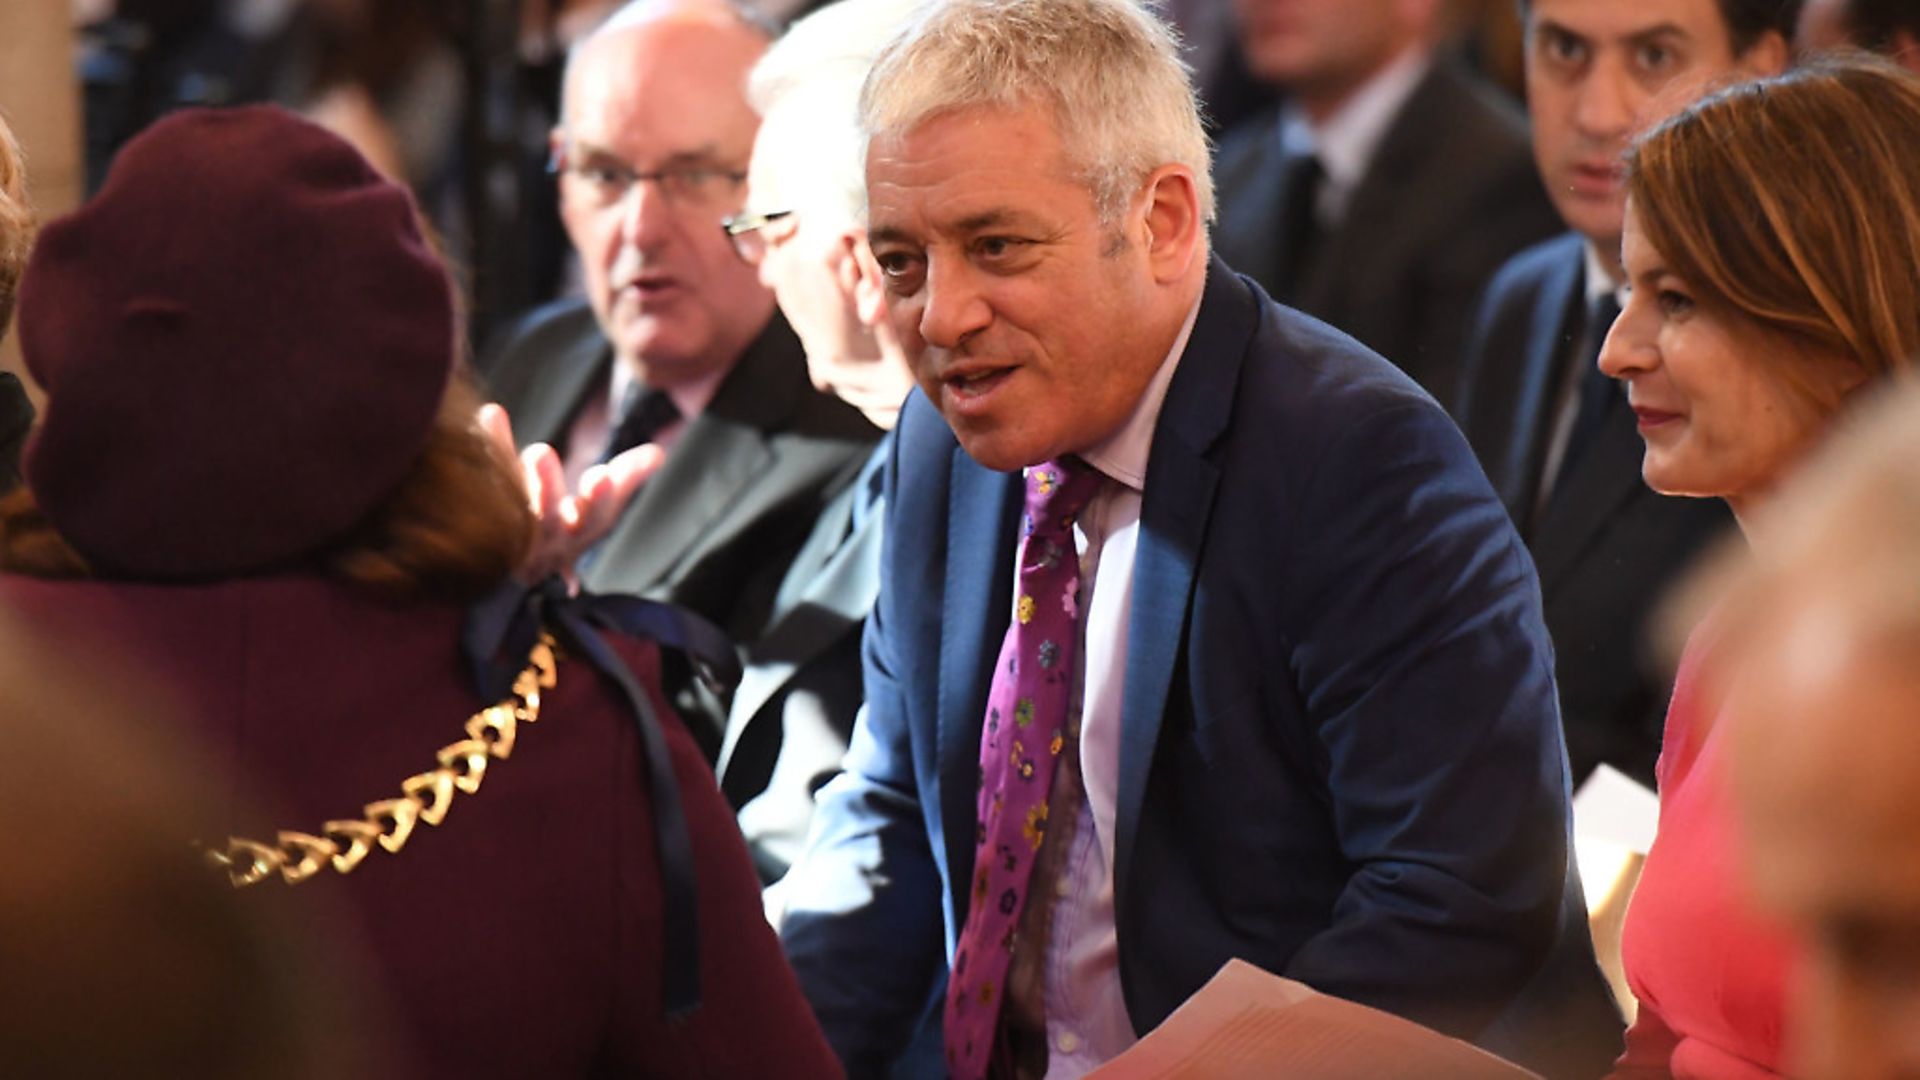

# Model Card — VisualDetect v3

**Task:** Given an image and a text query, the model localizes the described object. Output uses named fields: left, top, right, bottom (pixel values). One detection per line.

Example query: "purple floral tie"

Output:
left=945, top=457, right=1102, bottom=1080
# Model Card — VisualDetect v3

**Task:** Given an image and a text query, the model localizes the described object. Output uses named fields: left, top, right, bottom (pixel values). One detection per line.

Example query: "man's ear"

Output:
left=845, top=229, right=891, bottom=328
left=1740, top=30, right=1792, bottom=77
left=1137, top=164, right=1204, bottom=284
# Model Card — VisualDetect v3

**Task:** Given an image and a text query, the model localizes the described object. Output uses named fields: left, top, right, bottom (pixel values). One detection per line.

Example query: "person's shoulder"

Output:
left=1483, top=231, right=1586, bottom=309
left=1419, top=59, right=1530, bottom=146
left=476, top=296, right=599, bottom=382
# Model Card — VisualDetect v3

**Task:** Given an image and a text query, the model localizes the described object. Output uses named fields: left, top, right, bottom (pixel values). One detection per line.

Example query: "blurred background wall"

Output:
left=0, top=4, right=82, bottom=405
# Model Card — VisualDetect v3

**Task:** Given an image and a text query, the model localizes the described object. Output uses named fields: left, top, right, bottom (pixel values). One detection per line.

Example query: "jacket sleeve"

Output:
left=1276, top=397, right=1621, bottom=1068
left=777, top=429, right=948, bottom=1078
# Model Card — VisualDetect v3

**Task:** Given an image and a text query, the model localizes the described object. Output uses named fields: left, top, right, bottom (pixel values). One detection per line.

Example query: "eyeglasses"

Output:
left=721, top=210, right=795, bottom=265
left=550, top=144, right=747, bottom=211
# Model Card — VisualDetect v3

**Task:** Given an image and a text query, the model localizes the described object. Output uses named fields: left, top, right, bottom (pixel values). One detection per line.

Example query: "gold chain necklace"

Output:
left=204, top=632, right=559, bottom=888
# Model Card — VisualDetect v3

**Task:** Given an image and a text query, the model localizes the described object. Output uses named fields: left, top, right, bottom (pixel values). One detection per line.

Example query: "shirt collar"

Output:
left=1077, top=292, right=1203, bottom=493
left=610, top=359, right=729, bottom=423
left=1277, top=46, right=1430, bottom=220
left=1583, top=242, right=1627, bottom=309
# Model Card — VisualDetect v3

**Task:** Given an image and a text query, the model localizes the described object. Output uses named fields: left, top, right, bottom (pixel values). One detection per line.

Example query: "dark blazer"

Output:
left=717, top=437, right=888, bottom=885
left=482, top=299, right=880, bottom=647
left=782, top=259, right=1622, bottom=1078
left=0, top=371, right=32, bottom=492
left=1456, top=233, right=1733, bottom=786
left=0, top=573, right=840, bottom=1078
left=1212, top=59, right=1561, bottom=409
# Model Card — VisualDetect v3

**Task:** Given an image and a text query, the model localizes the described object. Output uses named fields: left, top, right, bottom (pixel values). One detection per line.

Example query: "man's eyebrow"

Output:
left=1624, top=24, right=1691, bottom=49
left=954, top=209, right=1031, bottom=233
left=867, top=224, right=918, bottom=248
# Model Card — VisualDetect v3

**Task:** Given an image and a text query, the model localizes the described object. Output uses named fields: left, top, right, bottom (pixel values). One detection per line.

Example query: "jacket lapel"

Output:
left=1111, top=259, right=1242, bottom=898
left=520, top=319, right=610, bottom=449
left=585, top=315, right=799, bottom=595
left=1502, top=244, right=1585, bottom=522
left=718, top=478, right=879, bottom=763
left=1528, top=400, right=1651, bottom=595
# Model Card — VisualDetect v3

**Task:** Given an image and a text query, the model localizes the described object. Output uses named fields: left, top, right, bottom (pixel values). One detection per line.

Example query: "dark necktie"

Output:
left=600, top=385, right=680, bottom=464
left=1553, top=293, right=1623, bottom=494
left=944, top=458, right=1101, bottom=1080
left=1273, top=151, right=1324, bottom=304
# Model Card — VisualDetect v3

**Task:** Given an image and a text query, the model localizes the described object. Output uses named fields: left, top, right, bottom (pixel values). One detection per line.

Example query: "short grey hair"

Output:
left=858, top=0, right=1214, bottom=225
left=747, top=0, right=924, bottom=229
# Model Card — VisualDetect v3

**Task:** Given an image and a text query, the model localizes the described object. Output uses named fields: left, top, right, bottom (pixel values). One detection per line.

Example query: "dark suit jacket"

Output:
left=1212, top=59, right=1562, bottom=409
left=482, top=299, right=880, bottom=750
left=1456, top=233, right=1733, bottom=785
left=782, top=258, right=1622, bottom=1078
left=717, top=437, right=887, bottom=885
left=0, top=371, right=32, bottom=492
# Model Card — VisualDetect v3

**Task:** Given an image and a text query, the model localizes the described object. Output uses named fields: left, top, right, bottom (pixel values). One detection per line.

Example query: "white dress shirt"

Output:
left=1023, top=294, right=1201, bottom=1077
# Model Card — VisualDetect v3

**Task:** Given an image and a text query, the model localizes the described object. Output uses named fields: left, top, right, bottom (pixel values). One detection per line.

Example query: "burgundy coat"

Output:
left=0, top=573, right=841, bottom=1078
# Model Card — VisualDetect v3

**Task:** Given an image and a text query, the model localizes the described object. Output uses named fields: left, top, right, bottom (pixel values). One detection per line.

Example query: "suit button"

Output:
left=1055, top=1030, right=1081, bottom=1054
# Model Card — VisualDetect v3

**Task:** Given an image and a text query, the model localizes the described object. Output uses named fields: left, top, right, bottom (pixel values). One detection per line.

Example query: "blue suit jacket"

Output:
left=782, top=259, right=1622, bottom=1077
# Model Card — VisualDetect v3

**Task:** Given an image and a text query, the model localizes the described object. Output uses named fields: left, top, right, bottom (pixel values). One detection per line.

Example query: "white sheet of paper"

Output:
left=1083, top=959, right=1541, bottom=1079
left=1573, top=763, right=1660, bottom=854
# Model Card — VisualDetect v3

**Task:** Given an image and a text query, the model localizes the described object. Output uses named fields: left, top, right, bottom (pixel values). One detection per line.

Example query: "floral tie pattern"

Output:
left=945, top=457, right=1101, bottom=1080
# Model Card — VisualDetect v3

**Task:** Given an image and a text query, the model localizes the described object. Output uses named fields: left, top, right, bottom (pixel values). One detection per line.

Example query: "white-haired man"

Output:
left=712, top=0, right=920, bottom=897
left=481, top=0, right=879, bottom=755
left=778, top=0, right=1623, bottom=1076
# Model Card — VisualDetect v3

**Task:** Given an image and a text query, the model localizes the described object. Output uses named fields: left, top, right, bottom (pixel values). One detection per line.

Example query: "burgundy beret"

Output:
left=18, top=105, right=453, bottom=580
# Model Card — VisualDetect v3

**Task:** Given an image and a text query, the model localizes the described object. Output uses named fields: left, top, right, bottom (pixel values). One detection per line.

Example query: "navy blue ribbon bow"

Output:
left=462, top=576, right=741, bottom=1019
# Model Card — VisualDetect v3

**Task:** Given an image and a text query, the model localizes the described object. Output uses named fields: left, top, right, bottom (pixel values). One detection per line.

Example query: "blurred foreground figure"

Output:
left=0, top=612, right=385, bottom=1078
left=0, top=105, right=836, bottom=1078
left=0, top=112, right=34, bottom=488
left=1702, top=378, right=1920, bottom=1080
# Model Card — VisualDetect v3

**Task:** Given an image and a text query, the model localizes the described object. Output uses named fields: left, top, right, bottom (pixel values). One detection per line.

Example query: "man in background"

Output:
left=1453, top=0, right=1794, bottom=786
left=482, top=0, right=877, bottom=752
left=715, top=0, right=919, bottom=898
left=1212, top=0, right=1561, bottom=406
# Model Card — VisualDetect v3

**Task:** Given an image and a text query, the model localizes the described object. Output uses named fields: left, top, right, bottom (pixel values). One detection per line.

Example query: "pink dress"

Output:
left=1612, top=629, right=1799, bottom=1078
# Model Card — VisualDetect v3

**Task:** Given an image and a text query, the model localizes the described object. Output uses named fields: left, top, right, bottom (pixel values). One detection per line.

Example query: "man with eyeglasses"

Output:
left=482, top=0, right=879, bottom=758
left=707, top=0, right=922, bottom=916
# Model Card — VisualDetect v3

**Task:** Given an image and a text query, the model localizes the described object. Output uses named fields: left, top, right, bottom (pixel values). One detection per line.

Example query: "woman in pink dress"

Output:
left=1598, top=57, right=1920, bottom=1078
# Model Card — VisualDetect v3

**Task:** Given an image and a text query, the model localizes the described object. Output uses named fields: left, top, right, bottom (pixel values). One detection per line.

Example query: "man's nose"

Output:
left=1573, top=58, right=1638, bottom=142
left=917, top=258, right=992, bottom=349
left=617, top=176, right=678, bottom=249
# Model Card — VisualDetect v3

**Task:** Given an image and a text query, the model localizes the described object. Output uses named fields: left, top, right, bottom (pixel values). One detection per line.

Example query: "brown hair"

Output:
left=0, top=113, right=31, bottom=333
left=0, top=373, right=533, bottom=601
left=1626, top=55, right=1920, bottom=382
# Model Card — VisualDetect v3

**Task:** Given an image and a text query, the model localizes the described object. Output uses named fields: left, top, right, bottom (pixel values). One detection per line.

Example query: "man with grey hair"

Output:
left=778, top=0, right=1622, bottom=1076
left=481, top=0, right=878, bottom=756
left=714, top=0, right=920, bottom=898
